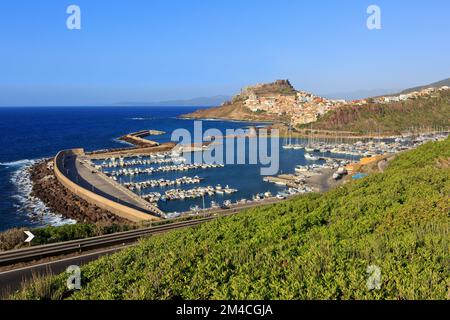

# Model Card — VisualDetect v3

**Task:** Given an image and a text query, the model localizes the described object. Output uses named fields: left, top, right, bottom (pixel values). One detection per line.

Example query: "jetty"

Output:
left=54, top=149, right=163, bottom=222
left=263, top=176, right=299, bottom=188
left=88, top=142, right=176, bottom=160
left=119, top=129, right=165, bottom=148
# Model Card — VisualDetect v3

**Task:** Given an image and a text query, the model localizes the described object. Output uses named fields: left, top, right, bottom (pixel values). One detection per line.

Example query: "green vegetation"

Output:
left=253, top=109, right=267, bottom=114
left=308, top=91, right=450, bottom=133
left=0, top=223, right=136, bottom=252
left=0, top=215, right=209, bottom=252
left=13, top=138, right=450, bottom=300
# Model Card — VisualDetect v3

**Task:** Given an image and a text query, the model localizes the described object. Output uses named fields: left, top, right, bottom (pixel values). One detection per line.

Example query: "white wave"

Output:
left=10, top=159, right=76, bottom=227
left=0, top=159, right=36, bottom=167
left=128, top=117, right=154, bottom=121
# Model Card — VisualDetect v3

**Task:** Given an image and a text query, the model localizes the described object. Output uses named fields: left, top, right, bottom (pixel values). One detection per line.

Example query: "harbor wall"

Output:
left=118, top=130, right=165, bottom=148
left=88, top=142, right=176, bottom=160
left=54, top=149, right=158, bottom=223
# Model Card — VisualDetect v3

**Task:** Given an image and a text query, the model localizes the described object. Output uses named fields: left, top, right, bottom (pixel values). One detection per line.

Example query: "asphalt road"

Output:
left=59, top=153, right=158, bottom=214
left=0, top=245, right=130, bottom=297
left=0, top=198, right=285, bottom=297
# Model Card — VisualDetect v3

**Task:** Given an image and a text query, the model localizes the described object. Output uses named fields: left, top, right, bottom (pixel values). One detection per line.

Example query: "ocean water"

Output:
left=0, top=106, right=197, bottom=231
left=0, top=107, right=357, bottom=231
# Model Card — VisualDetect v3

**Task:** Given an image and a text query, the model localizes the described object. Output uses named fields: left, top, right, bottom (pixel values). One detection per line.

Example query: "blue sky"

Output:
left=0, top=0, right=449, bottom=106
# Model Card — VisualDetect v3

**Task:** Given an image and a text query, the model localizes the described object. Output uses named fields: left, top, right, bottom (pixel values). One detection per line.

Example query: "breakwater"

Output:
left=54, top=149, right=161, bottom=223
left=118, top=129, right=165, bottom=147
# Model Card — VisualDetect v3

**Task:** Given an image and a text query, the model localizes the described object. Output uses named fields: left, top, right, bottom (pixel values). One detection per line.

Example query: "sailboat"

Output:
left=305, top=124, right=313, bottom=151
left=282, top=122, right=295, bottom=149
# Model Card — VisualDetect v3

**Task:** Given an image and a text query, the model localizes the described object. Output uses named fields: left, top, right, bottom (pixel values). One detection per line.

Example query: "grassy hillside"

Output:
left=14, top=138, right=450, bottom=300
left=307, top=91, right=450, bottom=133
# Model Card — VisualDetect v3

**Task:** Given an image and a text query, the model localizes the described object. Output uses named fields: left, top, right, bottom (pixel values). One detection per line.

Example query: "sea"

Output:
left=0, top=106, right=358, bottom=232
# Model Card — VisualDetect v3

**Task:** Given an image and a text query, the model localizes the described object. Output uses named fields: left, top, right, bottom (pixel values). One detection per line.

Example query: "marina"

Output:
left=123, top=176, right=204, bottom=191
left=95, top=154, right=187, bottom=169
left=75, top=125, right=450, bottom=218
left=104, top=162, right=224, bottom=178
left=1, top=105, right=448, bottom=229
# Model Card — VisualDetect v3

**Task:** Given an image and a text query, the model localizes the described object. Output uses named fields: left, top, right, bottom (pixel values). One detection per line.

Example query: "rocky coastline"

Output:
left=29, top=159, right=130, bottom=225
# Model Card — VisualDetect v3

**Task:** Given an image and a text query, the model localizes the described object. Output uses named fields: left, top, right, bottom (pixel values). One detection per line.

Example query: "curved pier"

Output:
left=54, top=149, right=162, bottom=222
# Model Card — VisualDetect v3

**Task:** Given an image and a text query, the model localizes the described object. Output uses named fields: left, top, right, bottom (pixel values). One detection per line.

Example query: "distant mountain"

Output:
left=113, top=95, right=231, bottom=107
left=400, top=78, right=450, bottom=94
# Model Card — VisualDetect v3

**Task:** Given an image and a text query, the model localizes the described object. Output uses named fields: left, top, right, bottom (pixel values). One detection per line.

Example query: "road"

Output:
left=0, top=217, right=213, bottom=296
left=58, top=153, right=161, bottom=215
left=1, top=246, right=129, bottom=296
left=0, top=198, right=285, bottom=296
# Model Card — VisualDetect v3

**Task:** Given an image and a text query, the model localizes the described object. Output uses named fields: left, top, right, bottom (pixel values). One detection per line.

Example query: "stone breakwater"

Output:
left=30, top=160, right=130, bottom=224
left=118, top=130, right=165, bottom=148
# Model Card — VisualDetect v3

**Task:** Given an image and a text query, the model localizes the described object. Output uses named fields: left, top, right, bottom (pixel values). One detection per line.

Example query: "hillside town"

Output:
left=243, top=80, right=450, bottom=125
left=355, top=85, right=450, bottom=105
left=241, top=80, right=347, bottom=125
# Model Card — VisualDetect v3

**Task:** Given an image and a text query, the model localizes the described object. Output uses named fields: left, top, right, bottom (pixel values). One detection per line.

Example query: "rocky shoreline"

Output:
left=29, top=159, right=131, bottom=225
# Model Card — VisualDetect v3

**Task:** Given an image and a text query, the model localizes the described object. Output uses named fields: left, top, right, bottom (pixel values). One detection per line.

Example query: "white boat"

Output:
left=252, top=194, right=262, bottom=201
left=295, top=165, right=308, bottom=173
left=223, top=200, right=232, bottom=207
left=304, top=153, right=319, bottom=161
left=333, top=173, right=342, bottom=180
left=211, top=201, right=219, bottom=209
left=264, top=191, right=273, bottom=198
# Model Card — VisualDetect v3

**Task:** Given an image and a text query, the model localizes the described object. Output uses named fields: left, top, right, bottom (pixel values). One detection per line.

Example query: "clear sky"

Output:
left=0, top=0, right=449, bottom=106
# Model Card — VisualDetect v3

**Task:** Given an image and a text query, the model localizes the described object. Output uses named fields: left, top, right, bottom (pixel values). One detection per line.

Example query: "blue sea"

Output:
left=0, top=106, right=350, bottom=231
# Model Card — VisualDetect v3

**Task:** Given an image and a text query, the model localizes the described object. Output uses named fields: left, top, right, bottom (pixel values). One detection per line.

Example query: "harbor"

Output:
left=104, top=162, right=224, bottom=178
left=26, top=119, right=447, bottom=223
left=84, top=129, right=449, bottom=218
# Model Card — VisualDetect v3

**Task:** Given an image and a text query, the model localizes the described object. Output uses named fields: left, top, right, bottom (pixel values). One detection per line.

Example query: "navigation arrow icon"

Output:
left=24, top=230, right=35, bottom=243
